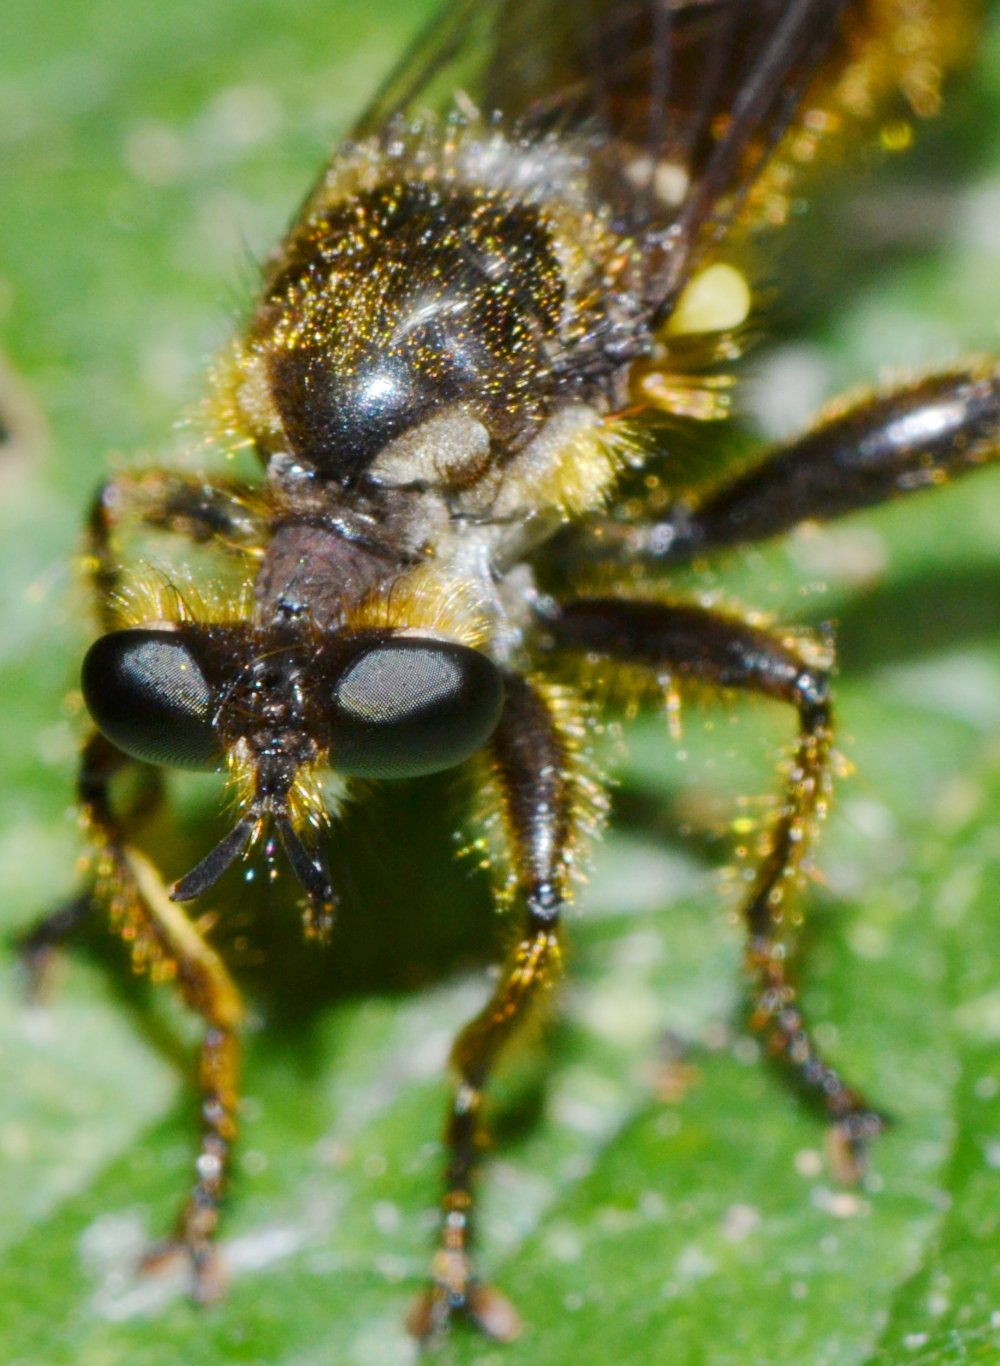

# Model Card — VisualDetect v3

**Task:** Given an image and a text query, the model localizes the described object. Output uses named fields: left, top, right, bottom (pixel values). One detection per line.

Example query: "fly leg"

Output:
left=17, top=763, right=164, bottom=995
left=543, top=597, right=885, bottom=1181
left=409, top=672, right=600, bottom=1345
left=562, top=361, right=1000, bottom=564
left=80, top=731, right=244, bottom=1301
left=87, top=468, right=263, bottom=625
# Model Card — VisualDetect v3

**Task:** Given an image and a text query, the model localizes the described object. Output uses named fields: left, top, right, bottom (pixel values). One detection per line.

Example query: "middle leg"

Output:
left=541, top=596, right=885, bottom=1178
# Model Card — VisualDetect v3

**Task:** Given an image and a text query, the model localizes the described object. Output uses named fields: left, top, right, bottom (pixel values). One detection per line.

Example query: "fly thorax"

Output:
left=239, top=178, right=569, bottom=486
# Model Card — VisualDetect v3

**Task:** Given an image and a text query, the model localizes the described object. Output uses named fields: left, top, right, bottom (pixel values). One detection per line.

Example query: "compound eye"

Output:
left=81, top=629, right=221, bottom=770
left=330, top=638, right=504, bottom=779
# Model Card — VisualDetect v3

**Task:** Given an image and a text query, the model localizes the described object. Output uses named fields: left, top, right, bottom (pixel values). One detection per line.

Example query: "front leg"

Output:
left=544, top=597, right=885, bottom=1179
left=409, top=672, right=602, bottom=1346
left=18, top=763, right=164, bottom=994
left=80, top=732, right=244, bottom=1300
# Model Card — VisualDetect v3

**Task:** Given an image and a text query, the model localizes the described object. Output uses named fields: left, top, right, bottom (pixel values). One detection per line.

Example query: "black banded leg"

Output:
left=409, top=673, right=596, bottom=1345
left=563, top=361, right=1000, bottom=564
left=544, top=597, right=885, bottom=1178
left=87, top=469, right=262, bottom=624
left=79, top=732, right=244, bottom=1300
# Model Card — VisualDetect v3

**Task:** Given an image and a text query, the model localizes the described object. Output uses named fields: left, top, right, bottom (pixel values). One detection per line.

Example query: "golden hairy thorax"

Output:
left=212, top=123, right=651, bottom=514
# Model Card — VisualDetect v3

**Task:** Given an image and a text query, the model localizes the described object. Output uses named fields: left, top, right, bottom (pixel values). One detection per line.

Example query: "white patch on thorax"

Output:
left=367, top=407, right=491, bottom=490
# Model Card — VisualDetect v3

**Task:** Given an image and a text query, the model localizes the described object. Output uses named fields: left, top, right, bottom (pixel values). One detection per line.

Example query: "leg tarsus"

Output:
left=755, top=980, right=890, bottom=1181
left=408, top=1273, right=522, bottom=1347
left=826, top=1107, right=890, bottom=1185
left=139, top=1227, right=229, bottom=1306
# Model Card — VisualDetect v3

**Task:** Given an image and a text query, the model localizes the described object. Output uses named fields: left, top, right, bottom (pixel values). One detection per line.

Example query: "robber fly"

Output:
left=24, top=0, right=1000, bottom=1346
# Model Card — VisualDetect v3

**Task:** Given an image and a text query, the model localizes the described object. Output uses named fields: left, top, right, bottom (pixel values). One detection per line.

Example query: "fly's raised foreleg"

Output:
left=543, top=597, right=885, bottom=1179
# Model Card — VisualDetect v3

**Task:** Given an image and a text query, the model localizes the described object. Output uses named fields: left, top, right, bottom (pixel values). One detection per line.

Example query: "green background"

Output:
left=3, top=3, right=1000, bottom=1363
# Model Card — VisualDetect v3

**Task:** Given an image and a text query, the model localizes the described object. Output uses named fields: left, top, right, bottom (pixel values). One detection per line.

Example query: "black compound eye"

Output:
left=330, top=638, right=504, bottom=779
left=81, top=629, right=221, bottom=770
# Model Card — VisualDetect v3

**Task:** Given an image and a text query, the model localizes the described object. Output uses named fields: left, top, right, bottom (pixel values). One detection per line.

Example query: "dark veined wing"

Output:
left=354, top=0, right=849, bottom=316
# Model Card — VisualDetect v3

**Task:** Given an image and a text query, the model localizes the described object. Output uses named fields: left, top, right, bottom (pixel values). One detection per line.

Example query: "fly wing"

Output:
left=354, top=0, right=849, bottom=315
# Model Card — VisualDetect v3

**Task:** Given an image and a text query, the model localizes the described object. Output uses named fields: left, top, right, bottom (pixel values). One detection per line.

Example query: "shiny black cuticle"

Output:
left=329, top=638, right=505, bottom=779
left=81, top=629, right=222, bottom=770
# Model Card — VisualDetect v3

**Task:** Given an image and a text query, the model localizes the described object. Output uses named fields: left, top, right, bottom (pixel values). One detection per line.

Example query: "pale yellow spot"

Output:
left=666, top=263, right=751, bottom=338
left=880, top=119, right=913, bottom=152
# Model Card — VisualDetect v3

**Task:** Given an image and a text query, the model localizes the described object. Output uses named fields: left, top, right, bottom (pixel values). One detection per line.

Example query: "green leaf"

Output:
left=2, top=4, right=1000, bottom=1364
